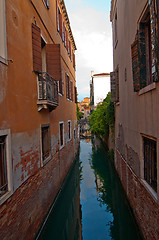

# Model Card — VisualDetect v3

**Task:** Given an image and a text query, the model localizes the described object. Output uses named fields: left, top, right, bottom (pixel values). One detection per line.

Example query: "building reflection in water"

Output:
left=37, top=154, right=83, bottom=240
left=90, top=137, right=143, bottom=240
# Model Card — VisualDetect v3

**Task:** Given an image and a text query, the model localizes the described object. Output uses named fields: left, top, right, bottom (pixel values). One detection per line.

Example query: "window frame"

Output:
left=0, top=0, right=8, bottom=65
left=143, top=136, right=157, bottom=192
left=40, top=124, right=51, bottom=167
left=0, top=129, right=13, bottom=205
left=59, top=121, right=65, bottom=150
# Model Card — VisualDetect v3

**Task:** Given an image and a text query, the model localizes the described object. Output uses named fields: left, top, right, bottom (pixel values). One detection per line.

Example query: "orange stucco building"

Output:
left=78, top=97, right=90, bottom=119
left=0, top=0, right=79, bottom=239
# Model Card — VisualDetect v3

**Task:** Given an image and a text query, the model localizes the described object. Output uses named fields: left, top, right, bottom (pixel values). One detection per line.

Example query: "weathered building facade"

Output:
left=0, top=0, right=78, bottom=239
left=110, top=0, right=159, bottom=239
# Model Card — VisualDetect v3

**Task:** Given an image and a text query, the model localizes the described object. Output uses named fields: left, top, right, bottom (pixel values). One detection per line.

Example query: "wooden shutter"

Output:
left=131, top=35, right=140, bottom=92
left=46, top=44, right=61, bottom=82
left=32, top=24, right=42, bottom=72
left=149, top=0, right=159, bottom=82
left=110, top=71, right=116, bottom=102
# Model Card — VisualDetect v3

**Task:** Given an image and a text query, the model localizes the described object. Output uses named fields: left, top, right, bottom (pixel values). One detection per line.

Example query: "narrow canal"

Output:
left=37, top=138, right=143, bottom=240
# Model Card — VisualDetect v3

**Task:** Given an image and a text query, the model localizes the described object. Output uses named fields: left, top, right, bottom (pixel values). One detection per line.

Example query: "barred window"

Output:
left=143, top=137, right=157, bottom=192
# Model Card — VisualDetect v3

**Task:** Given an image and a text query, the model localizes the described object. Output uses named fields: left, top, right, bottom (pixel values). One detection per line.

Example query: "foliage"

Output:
left=89, top=92, right=115, bottom=139
left=76, top=103, right=83, bottom=120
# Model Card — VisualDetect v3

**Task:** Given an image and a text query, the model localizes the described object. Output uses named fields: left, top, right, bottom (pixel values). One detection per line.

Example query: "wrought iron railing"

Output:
left=38, top=72, right=59, bottom=108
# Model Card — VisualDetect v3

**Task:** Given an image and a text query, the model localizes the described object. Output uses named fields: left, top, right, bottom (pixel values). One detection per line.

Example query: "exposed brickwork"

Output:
left=0, top=137, right=79, bottom=240
left=116, top=149, right=159, bottom=240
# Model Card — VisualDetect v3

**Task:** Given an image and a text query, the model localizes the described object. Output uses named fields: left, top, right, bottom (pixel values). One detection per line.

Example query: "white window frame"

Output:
left=59, top=121, right=65, bottom=150
left=40, top=124, right=51, bottom=167
left=0, top=0, right=8, bottom=65
left=68, top=120, right=72, bottom=141
left=0, top=129, right=13, bottom=205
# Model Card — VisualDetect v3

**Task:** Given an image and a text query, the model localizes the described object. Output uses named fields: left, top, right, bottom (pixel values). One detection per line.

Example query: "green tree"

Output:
left=76, top=104, right=83, bottom=120
left=89, top=92, right=114, bottom=139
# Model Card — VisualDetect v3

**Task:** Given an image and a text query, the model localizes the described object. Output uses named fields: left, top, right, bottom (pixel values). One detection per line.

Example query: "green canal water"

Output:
left=37, top=138, right=143, bottom=240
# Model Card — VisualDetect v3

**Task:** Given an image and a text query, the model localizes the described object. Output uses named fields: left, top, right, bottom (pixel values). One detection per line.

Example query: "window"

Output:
left=43, top=0, right=49, bottom=9
left=57, top=6, right=60, bottom=32
left=68, top=121, right=71, bottom=140
left=0, top=129, right=13, bottom=204
left=41, top=37, right=46, bottom=72
left=110, top=65, right=119, bottom=103
left=131, top=6, right=154, bottom=91
left=59, top=122, right=64, bottom=149
left=143, top=137, right=157, bottom=192
left=41, top=124, right=51, bottom=165
left=0, top=0, right=7, bottom=64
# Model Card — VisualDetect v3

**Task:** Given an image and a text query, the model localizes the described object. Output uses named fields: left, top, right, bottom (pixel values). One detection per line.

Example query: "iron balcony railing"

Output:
left=37, top=72, right=59, bottom=111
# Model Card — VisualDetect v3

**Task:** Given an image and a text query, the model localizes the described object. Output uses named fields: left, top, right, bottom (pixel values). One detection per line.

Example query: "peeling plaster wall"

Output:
left=12, top=130, right=41, bottom=190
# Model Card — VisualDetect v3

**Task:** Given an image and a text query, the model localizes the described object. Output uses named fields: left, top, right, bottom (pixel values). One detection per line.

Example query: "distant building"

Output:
left=0, top=0, right=79, bottom=239
left=90, top=72, right=110, bottom=111
left=110, top=0, right=159, bottom=239
left=78, top=97, right=90, bottom=119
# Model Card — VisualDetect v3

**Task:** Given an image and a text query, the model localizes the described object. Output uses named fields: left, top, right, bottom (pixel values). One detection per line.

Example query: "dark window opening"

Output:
left=41, top=38, right=46, bottom=72
left=41, top=125, right=50, bottom=162
left=143, top=137, right=157, bottom=192
left=60, top=123, right=64, bottom=147
left=68, top=121, right=71, bottom=140
left=0, top=135, right=8, bottom=197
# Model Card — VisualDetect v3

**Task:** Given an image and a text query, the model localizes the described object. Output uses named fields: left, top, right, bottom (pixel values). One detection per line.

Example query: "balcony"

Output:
left=37, top=72, right=59, bottom=112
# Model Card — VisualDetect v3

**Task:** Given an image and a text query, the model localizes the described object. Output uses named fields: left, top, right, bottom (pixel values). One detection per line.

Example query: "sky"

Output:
left=64, top=0, right=113, bottom=101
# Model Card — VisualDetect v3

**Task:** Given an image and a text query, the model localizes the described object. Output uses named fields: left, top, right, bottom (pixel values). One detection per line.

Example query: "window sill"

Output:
left=138, top=82, right=156, bottom=96
left=141, top=179, right=157, bottom=203
left=0, top=190, right=13, bottom=205
left=0, top=56, right=8, bottom=65
left=59, top=144, right=65, bottom=150
left=42, top=154, right=51, bottom=167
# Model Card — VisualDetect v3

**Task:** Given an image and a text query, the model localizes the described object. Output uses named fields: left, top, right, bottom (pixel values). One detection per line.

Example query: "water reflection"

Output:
left=80, top=138, right=143, bottom=240
left=37, top=156, right=82, bottom=240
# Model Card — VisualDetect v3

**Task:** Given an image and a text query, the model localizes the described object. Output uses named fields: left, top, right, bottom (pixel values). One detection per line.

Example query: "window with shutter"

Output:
left=46, top=44, right=61, bottom=83
left=32, top=24, right=42, bottom=72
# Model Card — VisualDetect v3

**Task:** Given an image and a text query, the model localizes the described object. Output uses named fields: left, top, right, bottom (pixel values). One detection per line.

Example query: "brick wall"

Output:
left=116, top=150, right=159, bottom=240
left=0, top=137, right=79, bottom=240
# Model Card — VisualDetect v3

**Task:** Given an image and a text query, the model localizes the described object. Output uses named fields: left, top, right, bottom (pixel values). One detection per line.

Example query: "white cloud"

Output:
left=65, top=3, right=113, bottom=101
